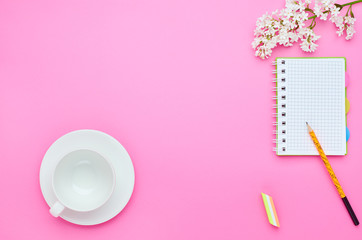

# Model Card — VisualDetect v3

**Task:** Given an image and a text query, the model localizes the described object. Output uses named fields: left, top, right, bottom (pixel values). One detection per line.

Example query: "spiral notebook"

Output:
left=274, top=57, right=347, bottom=156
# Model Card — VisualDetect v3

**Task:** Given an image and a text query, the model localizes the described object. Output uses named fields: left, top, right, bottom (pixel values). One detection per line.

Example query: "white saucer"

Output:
left=40, top=130, right=135, bottom=225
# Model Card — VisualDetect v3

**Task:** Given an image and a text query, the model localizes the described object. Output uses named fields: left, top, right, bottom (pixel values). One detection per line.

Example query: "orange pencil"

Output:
left=306, top=122, right=359, bottom=226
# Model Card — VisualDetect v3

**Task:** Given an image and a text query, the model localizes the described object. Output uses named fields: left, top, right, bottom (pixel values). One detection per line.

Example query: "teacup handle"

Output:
left=49, top=201, right=65, bottom=217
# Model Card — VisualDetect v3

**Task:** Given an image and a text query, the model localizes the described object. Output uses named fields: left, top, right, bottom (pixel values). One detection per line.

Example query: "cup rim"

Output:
left=51, top=148, right=116, bottom=213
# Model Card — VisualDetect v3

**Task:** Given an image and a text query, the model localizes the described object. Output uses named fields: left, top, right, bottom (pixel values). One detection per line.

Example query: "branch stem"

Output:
left=341, top=0, right=362, bottom=7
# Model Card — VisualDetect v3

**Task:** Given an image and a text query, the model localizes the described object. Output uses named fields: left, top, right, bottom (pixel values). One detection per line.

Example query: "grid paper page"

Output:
left=276, top=58, right=346, bottom=155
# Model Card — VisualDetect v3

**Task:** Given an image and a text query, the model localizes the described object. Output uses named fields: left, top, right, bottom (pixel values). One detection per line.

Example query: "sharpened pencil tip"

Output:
left=306, top=122, right=312, bottom=132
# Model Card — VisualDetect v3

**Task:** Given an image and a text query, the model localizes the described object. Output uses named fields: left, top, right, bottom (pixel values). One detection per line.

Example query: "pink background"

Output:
left=1, top=0, right=362, bottom=239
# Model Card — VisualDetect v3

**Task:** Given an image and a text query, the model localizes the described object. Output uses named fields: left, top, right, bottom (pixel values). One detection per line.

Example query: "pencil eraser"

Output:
left=345, top=72, right=350, bottom=87
left=261, top=193, right=280, bottom=227
left=345, top=98, right=350, bottom=114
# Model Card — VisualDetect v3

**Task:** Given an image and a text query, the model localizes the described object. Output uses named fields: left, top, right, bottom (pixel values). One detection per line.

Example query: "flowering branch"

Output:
left=252, top=0, right=362, bottom=59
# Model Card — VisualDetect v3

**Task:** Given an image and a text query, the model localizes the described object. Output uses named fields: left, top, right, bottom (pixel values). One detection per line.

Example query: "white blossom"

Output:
left=299, top=28, right=321, bottom=52
left=346, top=25, right=356, bottom=40
left=314, top=4, right=323, bottom=17
left=320, top=12, right=328, bottom=20
left=320, top=0, right=336, bottom=10
left=337, top=27, right=344, bottom=36
left=330, top=5, right=340, bottom=17
left=344, top=16, right=356, bottom=25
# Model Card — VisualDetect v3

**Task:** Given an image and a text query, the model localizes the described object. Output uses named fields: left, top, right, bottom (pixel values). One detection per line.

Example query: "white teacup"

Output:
left=50, top=149, right=115, bottom=217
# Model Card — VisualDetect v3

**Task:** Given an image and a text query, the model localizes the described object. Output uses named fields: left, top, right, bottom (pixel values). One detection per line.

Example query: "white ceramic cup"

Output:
left=49, top=149, right=116, bottom=217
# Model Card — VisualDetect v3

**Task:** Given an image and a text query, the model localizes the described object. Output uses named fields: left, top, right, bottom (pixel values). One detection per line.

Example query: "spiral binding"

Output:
left=273, top=59, right=287, bottom=154
left=272, top=60, right=286, bottom=65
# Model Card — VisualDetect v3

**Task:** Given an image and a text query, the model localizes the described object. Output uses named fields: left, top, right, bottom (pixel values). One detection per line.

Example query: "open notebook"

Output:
left=274, top=58, right=347, bottom=156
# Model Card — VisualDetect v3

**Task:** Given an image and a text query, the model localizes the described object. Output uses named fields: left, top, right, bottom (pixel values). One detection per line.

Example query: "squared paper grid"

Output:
left=276, top=58, right=346, bottom=155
